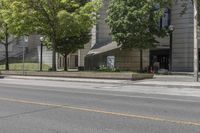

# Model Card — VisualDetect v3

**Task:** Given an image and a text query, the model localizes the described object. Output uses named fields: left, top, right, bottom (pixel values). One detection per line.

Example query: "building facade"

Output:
left=85, top=0, right=199, bottom=72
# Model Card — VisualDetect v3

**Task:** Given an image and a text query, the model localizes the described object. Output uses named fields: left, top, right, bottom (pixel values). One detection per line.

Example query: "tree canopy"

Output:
left=1, top=0, right=102, bottom=71
left=0, top=0, right=17, bottom=70
left=106, top=0, right=199, bottom=50
left=106, top=0, right=171, bottom=50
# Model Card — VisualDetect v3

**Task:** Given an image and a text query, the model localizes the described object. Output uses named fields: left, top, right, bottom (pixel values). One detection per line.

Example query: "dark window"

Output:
left=160, top=8, right=171, bottom=29
left=75, top=55, right=78, bottom=67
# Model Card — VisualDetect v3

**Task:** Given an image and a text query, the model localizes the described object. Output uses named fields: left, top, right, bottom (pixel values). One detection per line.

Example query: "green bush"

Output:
left=98, top=65, right=120, bottom=72
left=48, top=67, right=53, bottom=71
left=98, top=65, right=110, bottom=72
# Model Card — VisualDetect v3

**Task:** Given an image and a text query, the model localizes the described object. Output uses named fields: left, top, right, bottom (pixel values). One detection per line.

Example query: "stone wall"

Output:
left=85, top=48, right=149, bottom=71
left=116, top=49, right=149, bottom=71
left=38, top=46, right=53, bottom=67
left=0, top=35, right=39, bottom=62
left=95, top=0, right=112, bottom=48
left=171, top=1, right=194, bottom=71
left=79, top=42, right=91, bottom=67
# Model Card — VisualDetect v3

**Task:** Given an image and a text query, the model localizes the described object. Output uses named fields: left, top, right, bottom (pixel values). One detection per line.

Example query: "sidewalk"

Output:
left=135, top=75, right=200, bottom=88
left=2, top=75, right=200, bottom=88
left=3, top=75, right=127, bottom=84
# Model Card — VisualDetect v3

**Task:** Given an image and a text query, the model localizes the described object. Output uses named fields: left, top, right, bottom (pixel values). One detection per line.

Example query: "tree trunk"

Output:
left=4, top=24, right=9, bottom=71
left=52, top=38, right=57, bottom=71
left=139, top=49, right=143, bottom=73
left=5, top=44, right=9, bottom=71
left=64, top=53, right=68, bottom=71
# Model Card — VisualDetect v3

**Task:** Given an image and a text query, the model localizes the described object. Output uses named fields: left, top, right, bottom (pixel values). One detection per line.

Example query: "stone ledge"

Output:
left=0, top=71, right=154, bottom=80
left=132, top=74, right=154, bottom=80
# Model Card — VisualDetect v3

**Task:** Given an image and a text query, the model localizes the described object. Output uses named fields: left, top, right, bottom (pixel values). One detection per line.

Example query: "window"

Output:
left=153, top=4, right=171, bottom=30
left=160, top=8, right=171, bottom=29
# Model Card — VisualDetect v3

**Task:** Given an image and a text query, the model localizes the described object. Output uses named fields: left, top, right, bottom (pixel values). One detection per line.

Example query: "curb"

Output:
left=0, top=71, right=155, bottom=81
left=3, top=75, right=200, bottom=89
left=0, top=73, right=133, bottom=80
left=132, top=83, right=200, bottom=89
left=2, top=75, right=129, bottom=85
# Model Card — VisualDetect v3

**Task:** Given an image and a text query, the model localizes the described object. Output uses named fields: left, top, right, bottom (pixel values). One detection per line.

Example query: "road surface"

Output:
left=0, top=78, right=200, bottom=133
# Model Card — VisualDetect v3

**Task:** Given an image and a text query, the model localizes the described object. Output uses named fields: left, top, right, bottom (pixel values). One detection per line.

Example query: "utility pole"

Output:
left=194, top=0, right=199, bottom=82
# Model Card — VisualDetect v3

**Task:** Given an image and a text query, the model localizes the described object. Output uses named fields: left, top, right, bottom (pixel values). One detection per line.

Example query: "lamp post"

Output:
left=40, top=37, right=44, bottom=71
left=168, top=25, right=175, bottom=72
left=23, top=36, right=29, bottom=75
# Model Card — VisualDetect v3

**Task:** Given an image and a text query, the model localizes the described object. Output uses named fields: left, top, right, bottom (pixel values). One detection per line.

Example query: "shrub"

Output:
left=98, top=65, right=120, bottom=72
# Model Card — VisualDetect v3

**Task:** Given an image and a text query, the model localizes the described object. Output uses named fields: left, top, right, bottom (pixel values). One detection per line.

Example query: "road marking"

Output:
left=0, top=97, right=199, bottom=127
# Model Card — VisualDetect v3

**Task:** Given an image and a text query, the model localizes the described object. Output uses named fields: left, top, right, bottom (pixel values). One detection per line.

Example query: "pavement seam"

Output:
left=0, top=97, right=200, bottom=127
left=0, top=107, right=58, bottom=120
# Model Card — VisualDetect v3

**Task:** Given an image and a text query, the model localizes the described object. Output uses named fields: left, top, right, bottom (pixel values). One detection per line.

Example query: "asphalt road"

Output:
left=0, top=78, right=200, bottom=133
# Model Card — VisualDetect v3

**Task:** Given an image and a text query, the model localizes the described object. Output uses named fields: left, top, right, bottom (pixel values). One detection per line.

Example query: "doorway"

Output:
left=150, top=49, right=169, bottom=70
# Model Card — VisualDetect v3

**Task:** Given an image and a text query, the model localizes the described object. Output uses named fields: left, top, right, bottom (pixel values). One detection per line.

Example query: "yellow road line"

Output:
left=0, top=97, right=199, bottom=127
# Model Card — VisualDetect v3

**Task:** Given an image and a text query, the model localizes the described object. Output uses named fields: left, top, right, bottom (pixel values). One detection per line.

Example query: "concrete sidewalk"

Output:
left=135, top=75, right=200, bottom=88
left=2, top=75, right=200, bottom=88
left=2, top=75, right=128, bottom=84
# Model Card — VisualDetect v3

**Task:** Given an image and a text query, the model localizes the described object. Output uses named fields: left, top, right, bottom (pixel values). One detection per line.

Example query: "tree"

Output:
left=106, top=0, right=171, bottom=72
left=49, top=0, right=101, bottom=71
left=2, top=0, right=102, bottom=71
left=55, top=32, right=91, bottom=71
left=0, top=1, right=16, bottom=70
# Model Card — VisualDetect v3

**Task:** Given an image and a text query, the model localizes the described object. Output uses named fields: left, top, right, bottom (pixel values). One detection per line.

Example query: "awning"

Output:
left=87, top=42, right=120, bottom=56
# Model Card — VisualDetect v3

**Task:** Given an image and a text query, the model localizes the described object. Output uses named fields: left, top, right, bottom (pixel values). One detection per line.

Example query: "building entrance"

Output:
left=150, top=49, right=169, bottom=70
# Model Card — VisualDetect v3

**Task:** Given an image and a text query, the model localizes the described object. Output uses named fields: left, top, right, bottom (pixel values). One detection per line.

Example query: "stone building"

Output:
left=85, top=0, right=199, bottom=72
left=0, top=35, right=39, bottom=64
left=56, top=42, right=91, bottom=70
